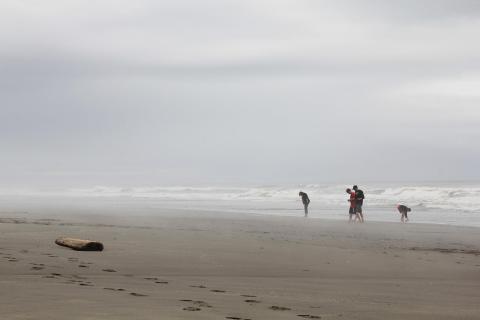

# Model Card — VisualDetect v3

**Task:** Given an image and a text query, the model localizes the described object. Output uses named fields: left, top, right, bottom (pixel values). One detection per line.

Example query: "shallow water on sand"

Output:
left=1, top=193, right=479, bottom=228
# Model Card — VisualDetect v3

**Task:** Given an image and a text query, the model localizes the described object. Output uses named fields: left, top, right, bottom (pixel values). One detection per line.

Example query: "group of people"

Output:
left=346, top=185, right=365, bottom=223
left=299, top=186, right=412, bottom=223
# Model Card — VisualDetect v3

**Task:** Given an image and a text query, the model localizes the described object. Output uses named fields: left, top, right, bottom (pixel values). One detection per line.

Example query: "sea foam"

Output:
left=2, top=183, right=479, bottom=213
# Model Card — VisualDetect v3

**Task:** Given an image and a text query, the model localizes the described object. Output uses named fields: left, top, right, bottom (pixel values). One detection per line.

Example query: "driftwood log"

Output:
left=55, top=237, right=104, bottom=251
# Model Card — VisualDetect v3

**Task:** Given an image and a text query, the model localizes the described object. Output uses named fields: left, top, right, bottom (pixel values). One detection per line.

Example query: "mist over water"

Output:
left=2, top=181, right=480, bottom=227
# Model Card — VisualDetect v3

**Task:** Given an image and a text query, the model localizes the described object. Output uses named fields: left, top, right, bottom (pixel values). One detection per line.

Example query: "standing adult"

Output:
left=299, top=191, right=310, bottom=217
left=352, top=185, right=365, bottom=222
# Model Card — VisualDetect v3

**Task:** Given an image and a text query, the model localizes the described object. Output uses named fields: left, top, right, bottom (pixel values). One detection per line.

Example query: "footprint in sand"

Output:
left=211, top=289, right=226, bottom=293
left=183, top=307, right=201, bottom=311
left=270, top=306, right=291, bottom=311
left=79, top=283, right=94, bottom=287
left=102, top=269, right=117, bottom=272
left=41, top=253, right=57, bottom=258
left=241, top=294, right=256, bottom=298
left=181, top=299, right=212, bottom=308
left=244, top=299, right=261, bottom=303
left=225, top=317, right=252, bottom=320
left=78, top=264, right=89, bottom=268
left=103, top=288, right=126, bottom=291
left=144, top=277, right=168, bottom=284
left=190, top=285, right=207, bottom=288
left=193, top=301, right=212, bottom=308
left=130, top=292, right=148, bottom=297
left=297, top=315, right=321, bottom=319
left=31, top=266, right=45, bottom=270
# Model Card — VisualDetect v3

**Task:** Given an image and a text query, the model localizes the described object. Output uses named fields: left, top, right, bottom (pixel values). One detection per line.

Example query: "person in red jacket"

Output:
left=346, top=188, right=357, bottom=223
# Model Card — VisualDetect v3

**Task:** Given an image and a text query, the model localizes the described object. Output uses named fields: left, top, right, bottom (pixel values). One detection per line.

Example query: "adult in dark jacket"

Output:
left=299, top=191, right=310, bottom=217
left=352, top=185, right=365, bottom=223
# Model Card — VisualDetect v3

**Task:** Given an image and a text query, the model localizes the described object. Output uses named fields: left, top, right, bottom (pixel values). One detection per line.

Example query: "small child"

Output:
left=346, top=188, right=357, bottom=223
left=396, top=204, right=411, bottom=223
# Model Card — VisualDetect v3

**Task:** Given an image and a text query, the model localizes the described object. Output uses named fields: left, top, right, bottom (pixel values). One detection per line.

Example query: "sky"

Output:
left=1, top=0, right=480, bottom=187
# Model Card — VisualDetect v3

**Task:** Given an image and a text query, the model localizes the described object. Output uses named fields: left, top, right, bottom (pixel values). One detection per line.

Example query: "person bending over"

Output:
left=299, top=191, right=310, bottom=217
left=397, top=204, right=411, bottom=223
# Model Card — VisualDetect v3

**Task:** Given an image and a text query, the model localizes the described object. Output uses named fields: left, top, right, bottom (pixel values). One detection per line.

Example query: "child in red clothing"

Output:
left=346, top=188, right=357, bottom=223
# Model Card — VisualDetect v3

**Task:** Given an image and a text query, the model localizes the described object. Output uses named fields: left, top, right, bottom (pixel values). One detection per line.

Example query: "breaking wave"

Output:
left=4, top=183, right=479, bottom=213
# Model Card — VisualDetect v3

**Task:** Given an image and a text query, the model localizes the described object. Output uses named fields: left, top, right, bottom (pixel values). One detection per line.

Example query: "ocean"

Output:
left=1, top=182, right=480, bottom=227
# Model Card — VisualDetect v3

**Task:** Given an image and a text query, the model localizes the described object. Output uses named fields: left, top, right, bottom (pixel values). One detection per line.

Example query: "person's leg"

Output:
left=357, top=205, right=364, bottom=222
left=405, top=211, right=408, bottom=222
left=401, top=212, right=405, bottom=222
left=351, top=206, right=357, bottom=222
left=304, top=203, right=308, bottom=217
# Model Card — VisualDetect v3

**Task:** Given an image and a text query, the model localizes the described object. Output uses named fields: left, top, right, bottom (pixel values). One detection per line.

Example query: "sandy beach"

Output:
left=1, top=203, right=479, bottom=320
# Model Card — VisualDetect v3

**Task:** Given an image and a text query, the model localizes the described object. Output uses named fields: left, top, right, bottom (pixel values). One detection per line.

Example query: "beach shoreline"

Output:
left=2, top=193, right=480, bottom=228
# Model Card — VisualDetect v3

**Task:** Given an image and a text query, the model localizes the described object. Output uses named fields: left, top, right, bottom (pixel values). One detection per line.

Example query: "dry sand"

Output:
left=1, top=205, right=479, bottom=319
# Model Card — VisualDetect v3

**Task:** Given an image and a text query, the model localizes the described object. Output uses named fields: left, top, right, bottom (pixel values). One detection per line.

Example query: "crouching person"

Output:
left=397, top=204, right=411, bottom=223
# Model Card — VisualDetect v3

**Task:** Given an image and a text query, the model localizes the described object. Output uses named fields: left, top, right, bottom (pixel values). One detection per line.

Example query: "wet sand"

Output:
left=1, top=206, right=479, bottom=319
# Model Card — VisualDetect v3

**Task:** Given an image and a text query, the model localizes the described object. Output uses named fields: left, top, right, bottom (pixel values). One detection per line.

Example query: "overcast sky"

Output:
left=1, top=0, right=479, bottom=187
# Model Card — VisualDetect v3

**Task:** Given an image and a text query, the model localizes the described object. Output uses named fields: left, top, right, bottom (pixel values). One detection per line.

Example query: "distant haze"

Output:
left=1, top=0, right=480, bottom=187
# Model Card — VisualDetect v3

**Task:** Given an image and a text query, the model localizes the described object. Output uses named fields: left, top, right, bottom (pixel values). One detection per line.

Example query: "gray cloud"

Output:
left=1, top=0, right=479, bottom=187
